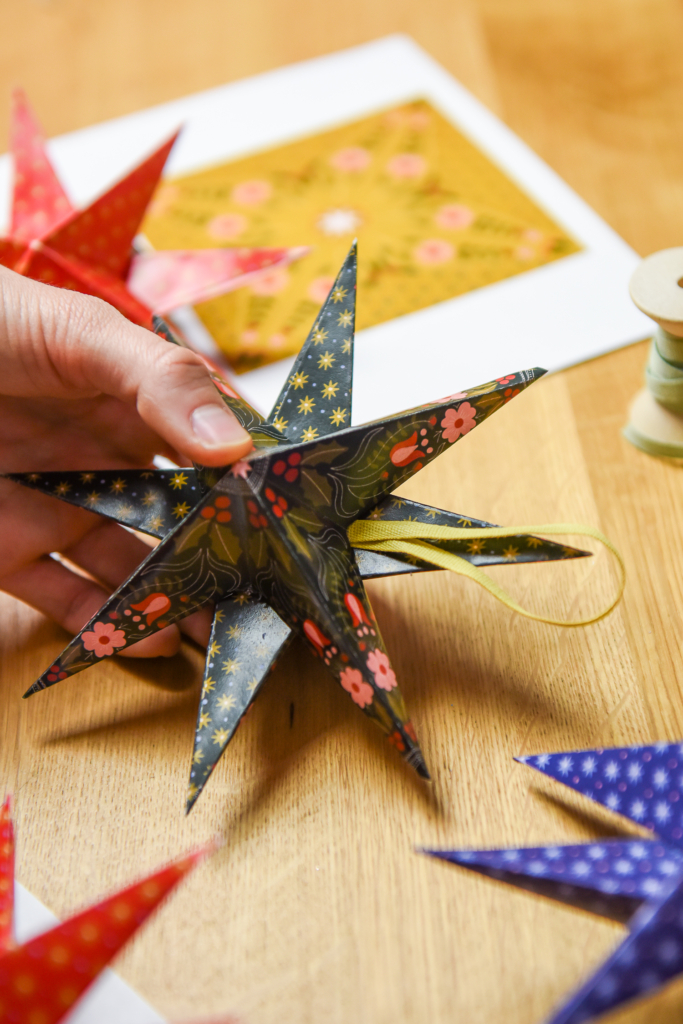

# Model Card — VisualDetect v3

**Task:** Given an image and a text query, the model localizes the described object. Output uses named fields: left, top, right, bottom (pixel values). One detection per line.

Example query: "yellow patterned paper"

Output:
left=143, top=100, right=580, bottom=372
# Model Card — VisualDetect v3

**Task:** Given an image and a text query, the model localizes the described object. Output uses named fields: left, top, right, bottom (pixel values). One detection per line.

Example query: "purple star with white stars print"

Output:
left=422, top=739, right=683, bottom=1023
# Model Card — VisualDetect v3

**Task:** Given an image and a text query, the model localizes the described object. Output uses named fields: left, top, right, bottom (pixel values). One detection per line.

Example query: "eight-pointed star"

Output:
left=9, top=244, right=585, bottom=812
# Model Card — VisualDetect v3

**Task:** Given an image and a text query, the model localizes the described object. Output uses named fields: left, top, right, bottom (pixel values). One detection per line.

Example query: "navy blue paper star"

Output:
left=424, top=740, right=683, bottom=1023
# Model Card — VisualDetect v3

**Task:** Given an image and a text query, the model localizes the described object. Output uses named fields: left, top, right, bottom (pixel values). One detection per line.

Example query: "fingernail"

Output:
left=190, top=404, right=250, bottom=447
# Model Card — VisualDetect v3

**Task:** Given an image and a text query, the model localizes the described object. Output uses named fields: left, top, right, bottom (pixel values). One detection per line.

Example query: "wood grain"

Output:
left=2, top=1, right=683, bottom=1021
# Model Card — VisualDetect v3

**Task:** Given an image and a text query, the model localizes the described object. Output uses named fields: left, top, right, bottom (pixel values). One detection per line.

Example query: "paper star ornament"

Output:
left=424, top=740, right=683, bottom=1023
left=0, top=795, right=212, bottom=1023
left=8, top=244, right=586, bottom=812
left=1, top=88, right=305, bottom=326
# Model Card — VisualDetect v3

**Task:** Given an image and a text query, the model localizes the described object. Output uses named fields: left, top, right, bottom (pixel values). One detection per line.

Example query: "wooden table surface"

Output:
left=3, top=1, right=683, bottom=1021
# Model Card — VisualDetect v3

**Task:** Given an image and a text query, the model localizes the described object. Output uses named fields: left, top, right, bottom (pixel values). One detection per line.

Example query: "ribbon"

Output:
left=348, top=520, right=624, bottom=628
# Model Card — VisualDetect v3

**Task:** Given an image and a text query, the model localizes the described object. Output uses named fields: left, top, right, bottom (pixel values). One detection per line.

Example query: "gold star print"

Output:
left=322, top=380, right=339, bottom=400
left=27, top=473, right=41, bottom=482
left=337, top=309, right=353, bottom=328
left=142, top=491, right=158, bottom=506
left=222, top=659, right=240, bottom=675
left=170, top=472, right=188, bottom=490
left=318, top=351, right=335, bottom=370
left=173, top=501, right=191, bottom=519
left=301, top=427, right=319, bottom=441
left=203, top=676, right=216, bottom=693
left=109, top=478, right=126, bottom=494
left=234, top=594, right=250, bottom=606
left=198, top=711, right=211, bottom=730
left=298, top=395, right=315, bottom=415
left=424, top=509, right=439, bottom=519
left=391, top=498, right=407, bottom=508
left=331, top=285, right=347, bottom=303
left=368, top=508, right=383, bottom=520
left=148, top=514, right=164, bottom=532
left=140, top=470, right=154, bottom=478
left=467, top=538, right=485, bottom=554
left=562, top=546, right=578, bottom=557
left=255, top=642, right=269, bottom=657
left=502, top=546, right=519, bottom=560
left=312, top=326, right=328, bottom=345
left=526, top=536, right=543, bottom=548
left=330, top=407, right=348, bottom=426
left=118, top=504, right=134, bottom=518
left=342, top=338, right=352, bottom=354
left=246, top=678, right=260, bottom=693
left=457, top=517, right=473, bottom=526
left=212, top=728, right=230, bottom=746
left=289, top=371, right=308, bottom=389
left=80, top=472, right=94, bottom=483
left=187, top=782, right=198, bottom=801
left=85, top=491, right=100, bottom=507
left=208, top=640, right=221, bottom=657
left=55, top=481, right=71, bottom=496
left=192, top=749, right=205, bottom=764
left=272, top=415, right=288, bottom=432
left=226, top=625, right=243, bottom=639
left=214, top=608, right=225, bottom=622
left=217, top=694, right=237, bottom=712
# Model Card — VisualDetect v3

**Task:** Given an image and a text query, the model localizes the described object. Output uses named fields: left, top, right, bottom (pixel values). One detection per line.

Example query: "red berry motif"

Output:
left=272, top=451, right=301, bottom=483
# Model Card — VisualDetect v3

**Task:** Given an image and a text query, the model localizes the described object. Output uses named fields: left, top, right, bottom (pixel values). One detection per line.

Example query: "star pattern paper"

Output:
left=0, top=795, right=209, bottom=1023
left=1, top=89, right=304, bottom=327
left=424, top=740, right=683, bottom=1023
left=8, top=244, right=586, bottom=812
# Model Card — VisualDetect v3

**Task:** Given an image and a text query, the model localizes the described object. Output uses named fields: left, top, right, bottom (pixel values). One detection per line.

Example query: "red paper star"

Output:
left=0, top=89, right=305, bottom=328
left=0, top=795, right=227, bottom=1023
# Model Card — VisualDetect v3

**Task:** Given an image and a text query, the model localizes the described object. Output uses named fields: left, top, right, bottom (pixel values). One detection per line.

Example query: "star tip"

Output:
left=415, top=760, right=432, bottom=781
left=532, top=366, right=548, bottom=379
left=22, top=683, right=40, bottom=699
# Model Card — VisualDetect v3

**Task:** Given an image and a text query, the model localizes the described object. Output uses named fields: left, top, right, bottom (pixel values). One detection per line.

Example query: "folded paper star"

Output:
left=0, top=795, right=213, bottom=1022
left=424, top=740, right=683, bottom=1023
left=8, top=244, right=586, bottom=812
left=1, top=88, right=305, bottom=326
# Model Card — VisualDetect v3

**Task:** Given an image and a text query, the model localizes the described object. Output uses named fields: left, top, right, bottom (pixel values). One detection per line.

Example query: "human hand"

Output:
left=0, top=266, right=253, bottom=657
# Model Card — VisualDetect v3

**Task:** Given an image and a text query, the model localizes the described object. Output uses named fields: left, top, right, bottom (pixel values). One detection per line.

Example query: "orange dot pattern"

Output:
left=0, top=796, right=14, bottom=954
left=0, top=842, right=205, bottom=1024
left=9, top=88, right=74, bottom=244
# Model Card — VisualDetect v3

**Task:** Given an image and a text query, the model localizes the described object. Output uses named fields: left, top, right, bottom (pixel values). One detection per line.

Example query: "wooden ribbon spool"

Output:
left=625, top=247, right=683, bottom=457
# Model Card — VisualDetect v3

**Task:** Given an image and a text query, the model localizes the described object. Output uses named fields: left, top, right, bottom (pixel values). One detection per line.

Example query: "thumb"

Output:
left=1, top=269, right=254, bottom=466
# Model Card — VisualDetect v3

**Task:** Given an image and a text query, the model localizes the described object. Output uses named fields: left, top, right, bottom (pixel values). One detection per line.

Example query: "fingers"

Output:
left=0, top=267, right=253, bottom=467
left=62, top=520, right=154, bottom=590
left=1, top=555, right=181, bottom=658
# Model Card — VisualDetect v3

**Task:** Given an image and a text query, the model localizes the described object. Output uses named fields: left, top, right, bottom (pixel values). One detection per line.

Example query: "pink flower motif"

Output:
left=82, top=620, right=127, bottom=657
left=330, top=147, right=372, bottom=172
left=522, top=228, right=544, bottom=243
left=435, top=204, right=475, bottom=231
left=408, top=110, right=431, bottom=130
left=147, top=183, right=179, bottom=217
left=340, top=667, right=374, bottom=708
left=307, top=276, right=336, bottom=304
left=230, top=460, right=253, bottom=479
left=441, top=402, right=477, bottom=443
left=241, top=329, right=260, bottom=348
left=207, top=212, right=248, bottom=241
left=436, top=391, right=467, bottom=403
left=267, top=332, right=287, bottom=350
left=413, top=239, right=454, bottom=266
left=366, top=649, right=397, bottom=691
left=386, top=153, right=427, bottom=179
left=514, top=245, right=536, bottom=261
left=250, top=266, right=290, bottom=296
left=231, top=179, right=272, bottom=206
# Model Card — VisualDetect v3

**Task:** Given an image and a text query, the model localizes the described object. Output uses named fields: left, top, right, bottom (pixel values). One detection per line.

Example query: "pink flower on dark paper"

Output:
left=340, top=667, right=374, bottom=708
left=367, top=650, right=397, bottom=691
left=441, top=403, right=477, bottom=443
left=82, top=621, right=127, bottom=657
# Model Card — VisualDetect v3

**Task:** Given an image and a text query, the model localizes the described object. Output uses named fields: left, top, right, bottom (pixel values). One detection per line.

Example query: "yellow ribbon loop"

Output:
left=348, top=520, right=625, bottom=628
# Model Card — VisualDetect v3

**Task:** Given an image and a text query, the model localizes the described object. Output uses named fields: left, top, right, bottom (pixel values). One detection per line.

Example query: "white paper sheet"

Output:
left=14, top=883, right=166, bottom=1022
